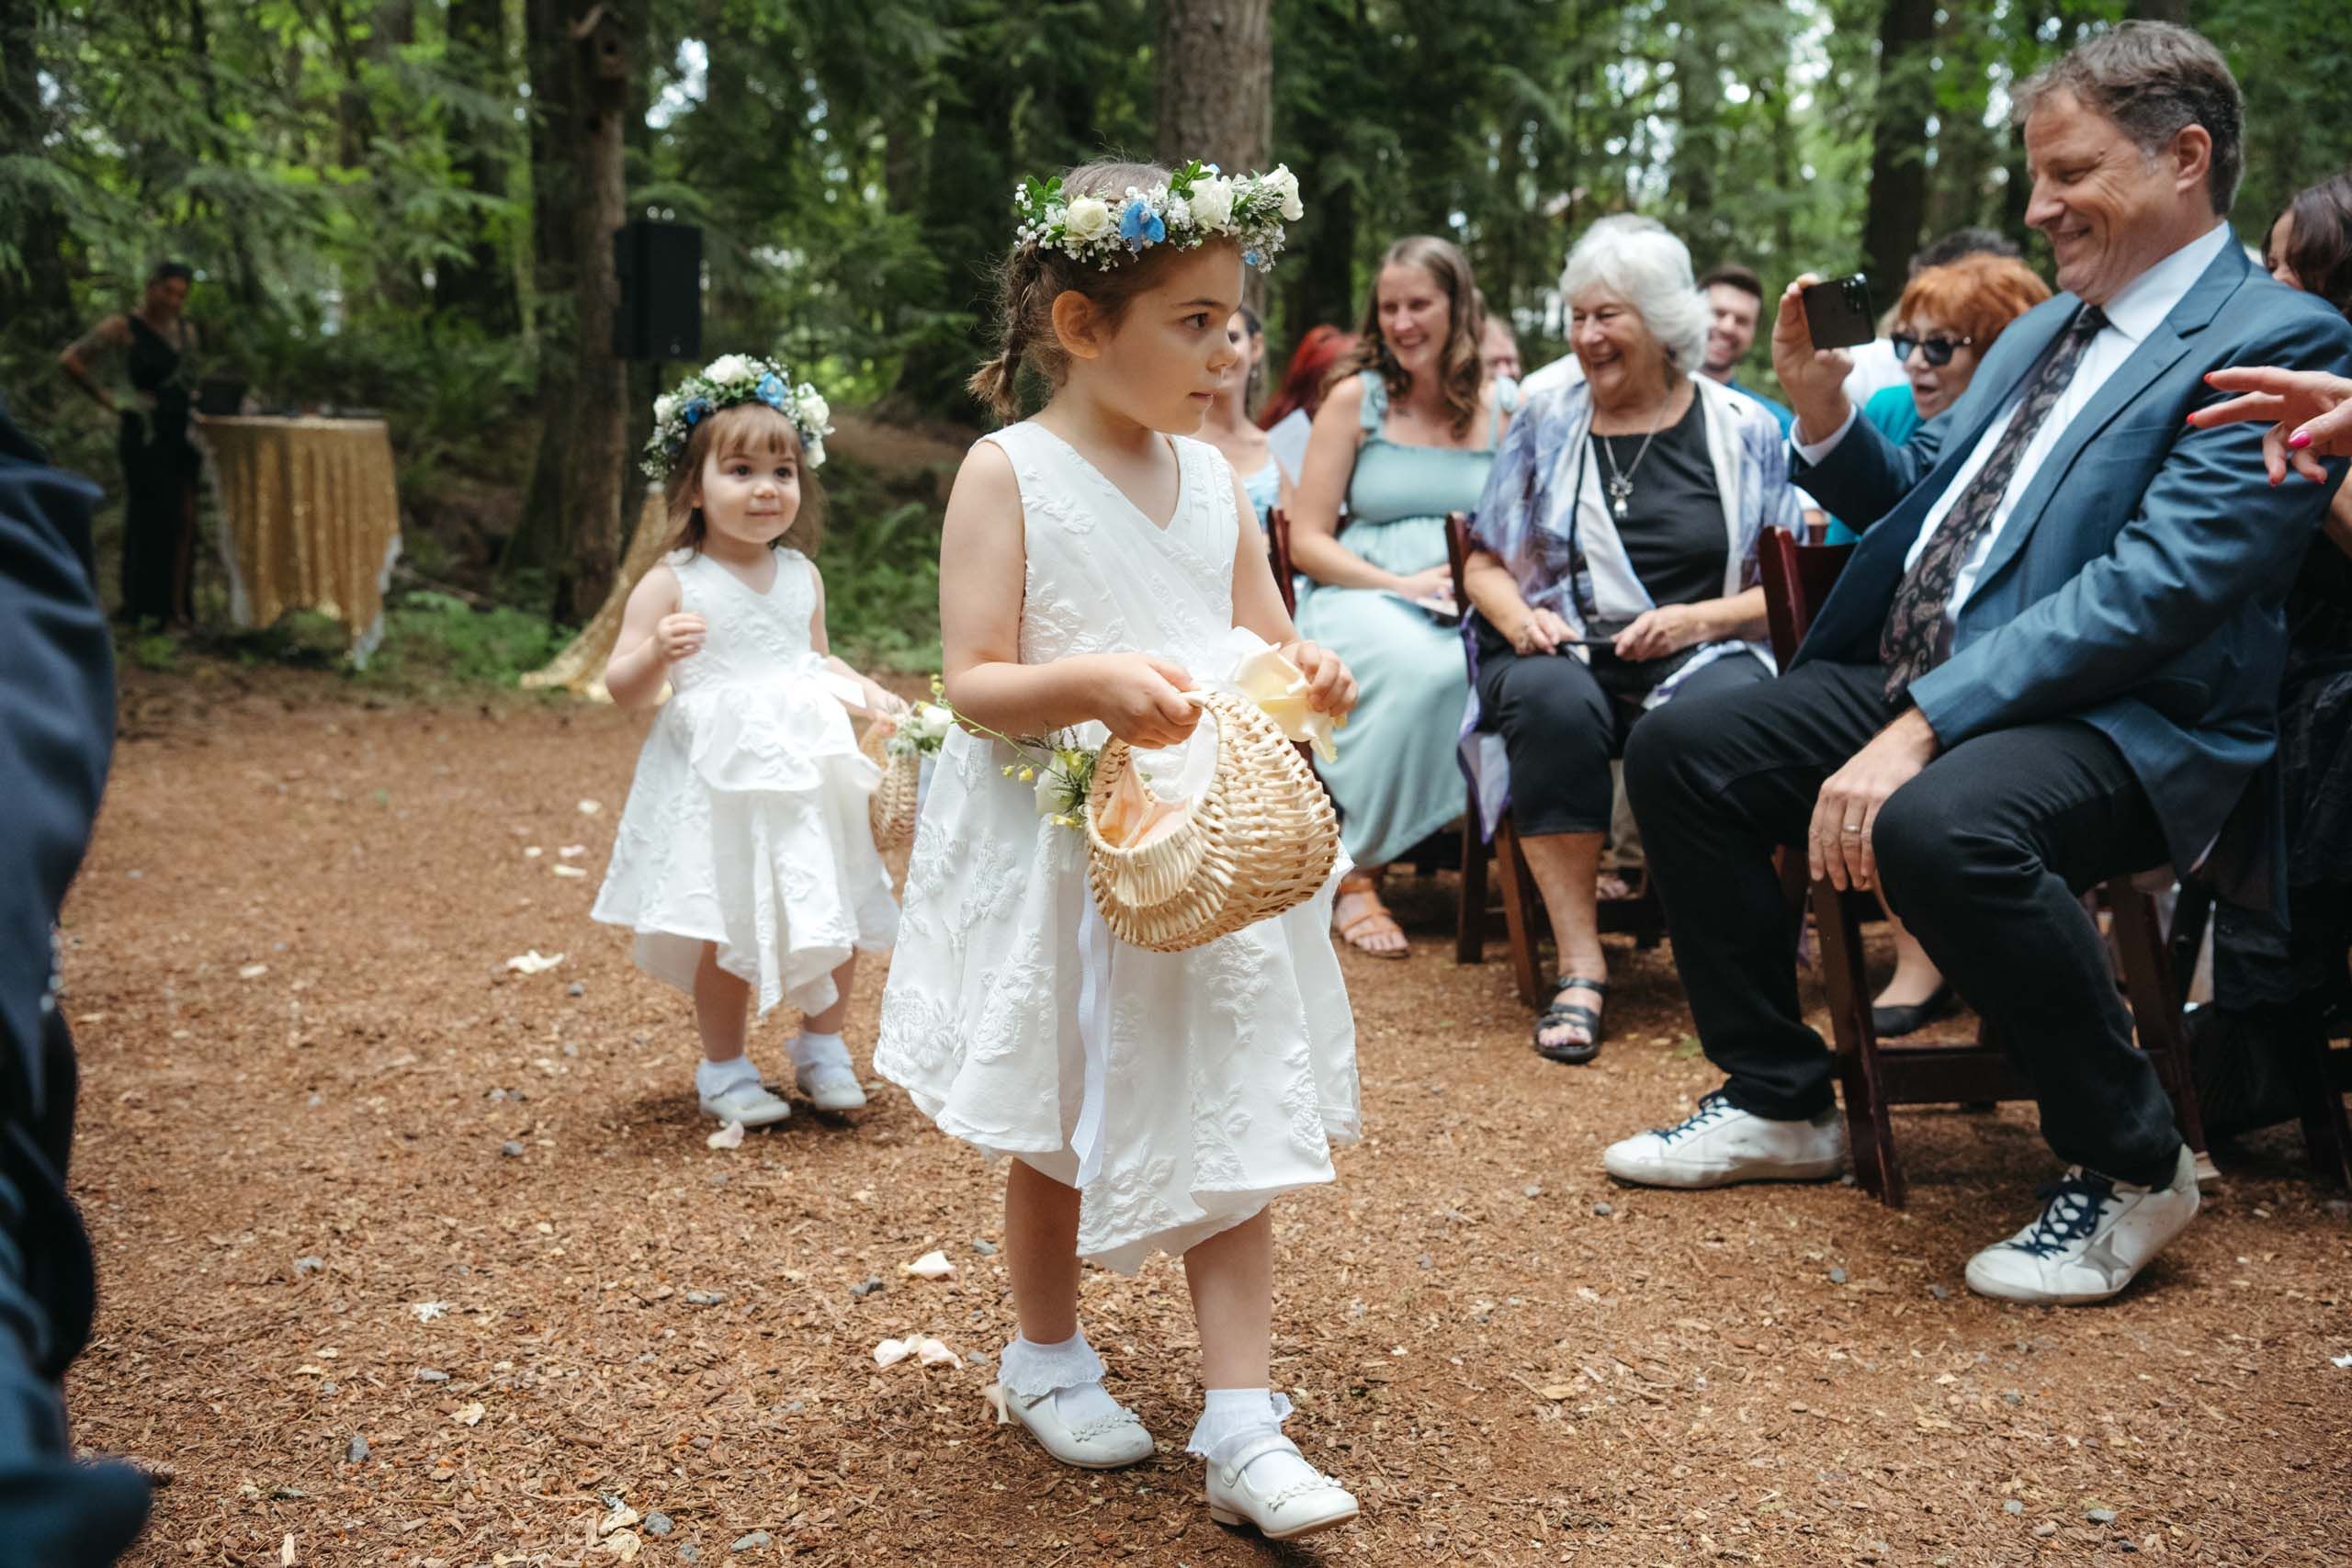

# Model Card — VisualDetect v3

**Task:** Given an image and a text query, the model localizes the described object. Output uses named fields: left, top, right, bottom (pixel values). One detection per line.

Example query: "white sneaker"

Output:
left=1602, top=1091, right=1846, bottom=1188
left=994, top=1385, right=1156, bottom=1470
left=1963, top=1145, right=2198, bottom=1305
left=1205, top=1432, right=1359, bottom=1541
left=795, top=1060, right=867, bottom=1111
left=698, top=1078, right=792, bottom=1128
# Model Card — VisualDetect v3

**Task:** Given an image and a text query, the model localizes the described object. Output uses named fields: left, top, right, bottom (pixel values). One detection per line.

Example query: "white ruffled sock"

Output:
left=695, top=1055, right=761, bottom=1098
left=789, top=1032, right=852, bottom=1072
left=998, top=1330, right=1133, bottom=1428
left=1189, top=1388, right=1324, bottom=1493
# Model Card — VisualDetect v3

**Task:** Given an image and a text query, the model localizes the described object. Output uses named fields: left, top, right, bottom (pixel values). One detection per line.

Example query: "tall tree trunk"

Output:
left=1672, top=15, right=1724, bottom=267
left=0, top=0, right=75, bottom=345
left=1859, top=0, right=1936, bottom=303
left=559, top=5, right=630, bottom=623
left=186, top=0, right=263, bottom=310
left=891, top=2, right=1016, bottom=416
left=1152, top=0, right=1272, bottom=175
left=435, top=0, right=519, bottom=333
left=513, top=0, right=584, bottom=584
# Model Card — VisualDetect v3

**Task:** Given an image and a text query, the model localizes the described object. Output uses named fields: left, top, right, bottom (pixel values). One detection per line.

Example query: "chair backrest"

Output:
left=1267, top=506, right=1297, bottom=617
left=1758, top=529, right=1856, bottom=666
left=1444, top=512, right=1472, bottom=605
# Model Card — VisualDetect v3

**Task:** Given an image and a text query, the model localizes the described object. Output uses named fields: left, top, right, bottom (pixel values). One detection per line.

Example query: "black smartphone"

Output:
left=1801, top=273, right=1877, bottom=351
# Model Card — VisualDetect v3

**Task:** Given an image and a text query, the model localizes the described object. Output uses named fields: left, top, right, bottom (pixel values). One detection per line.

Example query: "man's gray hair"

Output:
left=2013, top=20, right=2244, bottom=216
left=1558, top=216, right=1710, bottom=371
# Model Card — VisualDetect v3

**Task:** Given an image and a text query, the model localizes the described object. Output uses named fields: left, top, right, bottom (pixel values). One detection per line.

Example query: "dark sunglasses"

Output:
left=1891, top=333, right=1974, bottom=367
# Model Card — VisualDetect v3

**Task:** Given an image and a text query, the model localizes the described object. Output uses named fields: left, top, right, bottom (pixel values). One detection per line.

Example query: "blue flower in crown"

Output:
left=683, top=398, right=711, bottom=426
left=1118, top=197, right=1165, bottom=250
left=755, top=372, right=786, bottom=411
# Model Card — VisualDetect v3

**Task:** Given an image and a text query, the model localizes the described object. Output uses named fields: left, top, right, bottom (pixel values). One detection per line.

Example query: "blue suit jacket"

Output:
left=1792, top=242, right=2352, bottom=908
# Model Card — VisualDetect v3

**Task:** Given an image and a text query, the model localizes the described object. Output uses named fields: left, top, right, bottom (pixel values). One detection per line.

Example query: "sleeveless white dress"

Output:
left=592, top=547, right=899, bottom=1017
left=874, top=424, right=1360, bottom=1274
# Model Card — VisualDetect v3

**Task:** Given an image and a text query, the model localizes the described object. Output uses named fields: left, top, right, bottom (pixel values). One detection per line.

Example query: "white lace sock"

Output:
left=695, top=1055, right=762, bottom=1098
left=788, top=1032, right=852, bottom=1072
left=998, top=1329, right=1131, bottom=1427
left=1188, top=1388, right=1322, bottom=1492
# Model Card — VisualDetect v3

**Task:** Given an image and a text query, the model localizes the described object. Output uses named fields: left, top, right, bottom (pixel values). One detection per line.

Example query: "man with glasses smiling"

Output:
left=1608, top=22, right=2352, bottom=1306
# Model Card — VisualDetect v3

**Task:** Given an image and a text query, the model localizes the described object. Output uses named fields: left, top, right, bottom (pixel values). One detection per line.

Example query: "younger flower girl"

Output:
left=593, top=357, right=901, bottom=1126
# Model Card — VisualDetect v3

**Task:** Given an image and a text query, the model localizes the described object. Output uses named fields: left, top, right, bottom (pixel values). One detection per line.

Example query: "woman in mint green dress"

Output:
left=1288, top=236, right=1513, bottom=956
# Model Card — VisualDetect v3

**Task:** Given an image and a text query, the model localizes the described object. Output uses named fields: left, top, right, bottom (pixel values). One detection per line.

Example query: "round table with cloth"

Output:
left=196, top=416, right=403, bottom=666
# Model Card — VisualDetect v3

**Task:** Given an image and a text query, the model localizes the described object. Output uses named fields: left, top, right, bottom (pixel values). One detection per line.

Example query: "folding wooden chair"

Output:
left=1756, top=528, right=2214, bottom=1207
left=1446, top=513, right=1667, bottom=1007
left=1266, top=505, right=1299, bottom=619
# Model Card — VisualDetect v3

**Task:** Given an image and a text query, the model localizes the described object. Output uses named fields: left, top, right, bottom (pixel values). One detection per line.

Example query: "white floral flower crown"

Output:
left=642, top=354, right=833, bottom=480
left=1013, top=160, right=1303, bottom=272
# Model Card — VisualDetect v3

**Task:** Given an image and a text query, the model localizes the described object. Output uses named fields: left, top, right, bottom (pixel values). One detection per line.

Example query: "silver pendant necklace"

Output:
left=1597, top=388, right=1674, bottom=521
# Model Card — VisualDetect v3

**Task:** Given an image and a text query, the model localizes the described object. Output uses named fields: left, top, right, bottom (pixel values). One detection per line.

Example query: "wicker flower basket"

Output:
left=861, top=720, right=922, bottom=852
left=1084, top=691, right=1339, bottom=953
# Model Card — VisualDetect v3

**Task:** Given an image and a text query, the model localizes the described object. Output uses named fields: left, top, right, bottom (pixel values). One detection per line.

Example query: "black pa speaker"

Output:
left=613, top=220, right=703, bottom=361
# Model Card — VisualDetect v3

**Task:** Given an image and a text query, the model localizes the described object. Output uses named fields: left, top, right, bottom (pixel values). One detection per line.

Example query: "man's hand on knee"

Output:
left=1809, top=709, right=1940, bottom=892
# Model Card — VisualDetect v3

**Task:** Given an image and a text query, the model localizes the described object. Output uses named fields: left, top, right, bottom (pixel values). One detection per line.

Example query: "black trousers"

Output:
left=1623, top=660, right=2186, bottom=1186
left=1476, top=636, right=1769, bottom=836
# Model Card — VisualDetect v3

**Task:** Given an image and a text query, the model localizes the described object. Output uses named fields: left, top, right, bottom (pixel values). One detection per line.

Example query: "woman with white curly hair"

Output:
left=1460, top=215, right=1804, bottom=1063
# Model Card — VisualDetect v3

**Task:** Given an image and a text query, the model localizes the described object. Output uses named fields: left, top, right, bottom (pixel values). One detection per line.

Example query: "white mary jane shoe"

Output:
left=698, top=1078, right=792, bottom=1128
left=795, top=1060, right=868, bottom=1111
left=993, top=1385, right=1156, bottom=1470
left=1205, top=1432, right=1360, bottom=1541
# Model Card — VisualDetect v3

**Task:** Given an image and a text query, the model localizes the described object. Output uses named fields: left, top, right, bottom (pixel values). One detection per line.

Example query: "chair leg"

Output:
left=1456, top=807, right=1487, bottom=966
left=2296, top=1033, right=2352, bottom=1190
left=1815, top=873, right=1902, bottom=1206
left=2108, top=878, right=2219, bottom=1185
left=1495, top=816, right=1542, bottom=1009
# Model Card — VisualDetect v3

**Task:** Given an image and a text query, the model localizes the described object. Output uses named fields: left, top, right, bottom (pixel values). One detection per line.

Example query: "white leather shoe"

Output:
left=994, top=1385, right=1155, bottom=1470
left=795, top=1061, right=867, bottom=1111
left=698, top=1078, right=792, bottom=1127
left=1964, top=1145, right=2198, bottom=1305
left=1602, top=1091, right=1845, bottom=1188
left=1205, top=1432, right=1359, bottom=1541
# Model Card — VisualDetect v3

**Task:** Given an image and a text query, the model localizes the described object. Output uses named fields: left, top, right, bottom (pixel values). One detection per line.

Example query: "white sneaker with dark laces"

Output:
left=1963, top=1145, right=2198, bottom=1305
left=1602, top=1090, right=1846, bottom=1188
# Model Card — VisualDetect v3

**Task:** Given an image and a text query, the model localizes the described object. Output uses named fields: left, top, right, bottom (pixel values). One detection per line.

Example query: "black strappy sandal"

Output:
left=1534, top=975, right=1608, bottom=1065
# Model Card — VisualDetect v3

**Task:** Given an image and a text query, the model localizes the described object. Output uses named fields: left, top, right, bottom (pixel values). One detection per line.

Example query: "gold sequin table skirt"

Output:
left=198, top=417, right=403, bottom=666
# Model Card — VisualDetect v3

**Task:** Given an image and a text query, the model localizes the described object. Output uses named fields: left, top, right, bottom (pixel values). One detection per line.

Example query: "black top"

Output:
left=1590, top=391, right=1725, bottom=610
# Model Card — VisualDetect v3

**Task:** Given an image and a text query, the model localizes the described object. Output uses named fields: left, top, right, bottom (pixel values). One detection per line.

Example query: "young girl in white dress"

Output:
left=594, top=358, right=902, bottom=1128
left=874, top=160, right=1365, bottom=1540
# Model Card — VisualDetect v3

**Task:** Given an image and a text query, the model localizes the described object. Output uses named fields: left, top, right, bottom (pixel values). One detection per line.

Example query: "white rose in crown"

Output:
left=704, top=354, right=754, bottom=385
left=1062, top=197, right=1114, bottom=244
left=799, top=388, right=831, bottom=431
left=1189, top=176, right=1235, bottom=231
left=1261, top=166, right=1303, bottom=222
left=654, top=392, right=681, bottom=425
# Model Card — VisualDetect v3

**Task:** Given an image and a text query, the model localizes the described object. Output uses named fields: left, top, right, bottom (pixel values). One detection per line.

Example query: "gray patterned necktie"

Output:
left=1878, top=305, right=2109, bottom=703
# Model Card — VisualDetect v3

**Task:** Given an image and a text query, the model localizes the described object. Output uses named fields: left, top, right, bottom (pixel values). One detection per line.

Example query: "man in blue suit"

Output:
left=0, top=392, right=152, bottom=1564
left=1609, top=22, right=2352, bottom=1304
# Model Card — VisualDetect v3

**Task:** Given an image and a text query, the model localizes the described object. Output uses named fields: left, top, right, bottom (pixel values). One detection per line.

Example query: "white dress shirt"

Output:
left=1797, top=221, right=2233, bottom=630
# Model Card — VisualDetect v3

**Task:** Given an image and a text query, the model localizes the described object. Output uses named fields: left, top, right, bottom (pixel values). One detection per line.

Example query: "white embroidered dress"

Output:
left=874, top=424, right=1360, bottom=1273
left=592, top=547, right=899, bottom=1016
